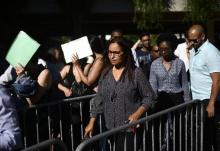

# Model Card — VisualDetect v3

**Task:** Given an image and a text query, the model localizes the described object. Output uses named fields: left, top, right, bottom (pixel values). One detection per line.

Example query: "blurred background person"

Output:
left=132, top=32, right=152, bottom=71
left=110, top=29, right=123, bottom=40
left=142, top=44, right=160, bottom=79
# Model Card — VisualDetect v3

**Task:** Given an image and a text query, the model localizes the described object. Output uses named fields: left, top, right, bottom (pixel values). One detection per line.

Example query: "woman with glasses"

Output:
left=84, top=37, right=155, bottom=151
left=150, top=33, right=190, bottom=111
left=149, top=33, right=190, bottom=151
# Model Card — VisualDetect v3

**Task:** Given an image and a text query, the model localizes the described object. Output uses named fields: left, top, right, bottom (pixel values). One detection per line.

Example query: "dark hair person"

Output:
left=72, top=35, right=104, bottom=92
left=150, top=33, right=190, bottom=105
left=84, top=37, right=155, bottom=150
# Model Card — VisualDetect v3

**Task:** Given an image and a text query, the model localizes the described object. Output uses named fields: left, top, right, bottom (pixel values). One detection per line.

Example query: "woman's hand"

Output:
left=127, top=106, right=147, bottom=129
left=63, top=88, right=72, bottom=97
left=128, top=112, right=141, bottom=122
left=15, top=64, right=25, bottom=77
left=128, top=106, right=146, bottom=122
left=84, top=118, right=96, bottom=138
left=72, top=53, right=79, bottom=65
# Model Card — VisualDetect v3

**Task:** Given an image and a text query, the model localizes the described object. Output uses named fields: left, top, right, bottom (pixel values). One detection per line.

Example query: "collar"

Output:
left=194, top=39, right=209, bottom=55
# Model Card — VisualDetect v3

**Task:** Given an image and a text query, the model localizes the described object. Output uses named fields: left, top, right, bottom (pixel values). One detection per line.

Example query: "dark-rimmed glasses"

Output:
left=108, top=51, right=123, bottom=58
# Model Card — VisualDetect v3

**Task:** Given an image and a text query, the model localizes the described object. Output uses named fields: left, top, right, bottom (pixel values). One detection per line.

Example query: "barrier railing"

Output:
left=21, top=139, right=68, bottom=151
left=20, top=97, right=205, bottom=151
left=76, top=100, right=204, bottom=151
left=19, top=94, right=97, bottom=151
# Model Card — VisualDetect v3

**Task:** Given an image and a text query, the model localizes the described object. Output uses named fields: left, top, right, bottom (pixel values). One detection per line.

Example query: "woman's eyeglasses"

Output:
left=108, top=51, right=122, bottom=58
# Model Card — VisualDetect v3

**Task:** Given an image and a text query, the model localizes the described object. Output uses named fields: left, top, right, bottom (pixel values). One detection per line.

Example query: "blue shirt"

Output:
left=136, top=50, right=152, bottom=67
left=0, top=85, right=22, bottom=151
left=189, top=40, right=220, bottom=100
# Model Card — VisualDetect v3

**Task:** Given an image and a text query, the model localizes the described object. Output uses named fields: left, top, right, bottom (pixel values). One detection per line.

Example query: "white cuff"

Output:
left=87, top=56, right=94, bottom=64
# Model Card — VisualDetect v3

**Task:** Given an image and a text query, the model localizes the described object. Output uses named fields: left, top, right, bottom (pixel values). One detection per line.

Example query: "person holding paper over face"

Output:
left=57, top=60, right=84, bottom=97
left=58, top=36, right=94, bottom=97
left=71, top=35, right=105, bottom=93
left=14, top=51, right=52, bottom=106
left=1, top=31, right=52, bottom=106
left=58, top=35, right=104, bottom=97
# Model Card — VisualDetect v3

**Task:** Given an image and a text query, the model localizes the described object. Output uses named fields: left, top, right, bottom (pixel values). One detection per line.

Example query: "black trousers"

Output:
left=154, top=91, right=184, bottom=112
left=153, top=91, right=185, bottom=151
left=214, top=106, right=220, bottom=151
left=201, top=100, right=220, bottom=151
left=108, top=129, right=143, bottom=151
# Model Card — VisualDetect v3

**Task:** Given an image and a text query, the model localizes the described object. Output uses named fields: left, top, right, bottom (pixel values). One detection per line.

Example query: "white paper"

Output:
left=61, top=36, right=93, bottom=63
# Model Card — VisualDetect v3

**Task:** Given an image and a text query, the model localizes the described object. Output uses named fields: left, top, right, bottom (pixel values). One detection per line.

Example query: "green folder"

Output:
left=5, top=31, right=40, bottom=67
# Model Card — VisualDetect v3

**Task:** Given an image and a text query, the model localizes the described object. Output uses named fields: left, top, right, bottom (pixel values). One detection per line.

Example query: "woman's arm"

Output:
left=57, top=65, right=72, bottom=97
left=83, top=63, right=93, bottom=76
left=131, top=39, right=141, bottom=51
left=85, top=74, right=104, bottom=137
left=180, top=62, right=191, bottom=101
left=128, top=106, right=147, bottom=121
left=26, top=69, right=52, bottom=105
left=74, top=58, right=104, bottom=86
left=0, top=65, right=17, bottom=85
left=72, top=65, right=82, bottom=83
left=84, top=117, right=96, bottom=137
left=129, top=68, right=156, bottom=121
left=149, top=64, right=158, bottom=97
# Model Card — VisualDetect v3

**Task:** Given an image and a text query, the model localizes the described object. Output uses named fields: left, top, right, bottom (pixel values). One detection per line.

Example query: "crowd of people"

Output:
left=0, top=24, right=220, bottom=151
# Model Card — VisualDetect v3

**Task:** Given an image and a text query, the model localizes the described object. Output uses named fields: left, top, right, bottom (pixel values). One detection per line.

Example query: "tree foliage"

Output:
left=133, top=0, right=173, bottom=30
left=184, top=0, right=218, bottom=22
left=133, top=0, right=219, bottom=30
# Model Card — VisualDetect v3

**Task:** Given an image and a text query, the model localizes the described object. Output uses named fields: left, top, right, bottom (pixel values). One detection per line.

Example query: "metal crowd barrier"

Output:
left=19, top=94, right=98, bottom=151
left=21, top=139, right=68, bottom=151
left=76, top=100, right=205, bottom=151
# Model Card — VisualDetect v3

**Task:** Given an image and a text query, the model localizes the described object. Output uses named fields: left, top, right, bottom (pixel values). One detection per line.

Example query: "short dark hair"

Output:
left=139, top=32, right=150, bottom=40
left=156, top=33, right=178, bottom=50
left=111, top=29, right=123, bottom=35
left=88, top=35, right=104, bottom=54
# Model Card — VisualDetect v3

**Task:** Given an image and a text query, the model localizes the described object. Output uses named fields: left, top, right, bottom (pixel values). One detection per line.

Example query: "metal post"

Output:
left=36, top=109, right=39, bottom=144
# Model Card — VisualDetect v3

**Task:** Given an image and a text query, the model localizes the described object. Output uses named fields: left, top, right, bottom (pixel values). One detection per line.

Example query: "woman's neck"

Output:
left=162, top=57, right=171, bottom=63
left=162, top=54, right=175, bottom=62
left=113, top=65, right=125, bottom=71
left=112, top=65, right=125, bottom=81
left=113, top=62, right=126, bottom=70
